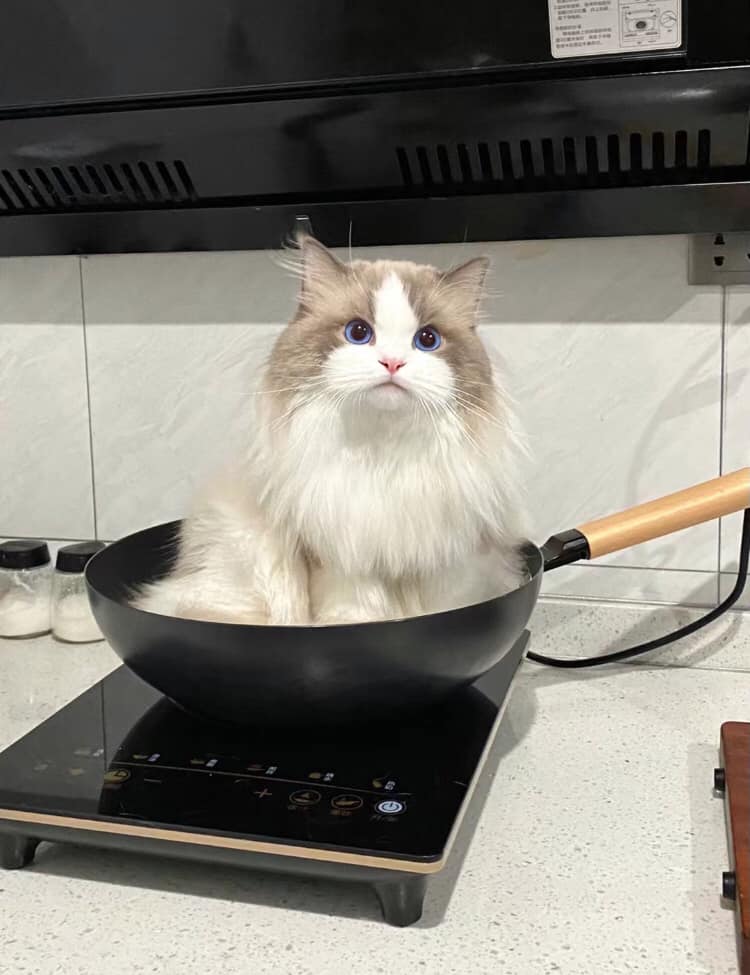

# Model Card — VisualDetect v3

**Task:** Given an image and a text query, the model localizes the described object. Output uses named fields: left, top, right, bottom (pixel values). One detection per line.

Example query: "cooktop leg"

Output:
left=374, top=875, right=427, bottom=926
left=0, top=833, right=39, bottom=869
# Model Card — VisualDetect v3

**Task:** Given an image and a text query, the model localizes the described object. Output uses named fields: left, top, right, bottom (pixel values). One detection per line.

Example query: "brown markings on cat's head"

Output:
left=265, top=236, right=496, bottom=429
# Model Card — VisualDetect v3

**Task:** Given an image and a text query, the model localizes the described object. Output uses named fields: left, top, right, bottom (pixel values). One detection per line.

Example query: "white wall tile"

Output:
left=83, top=252, right=288, bottom=540
left=485, top=318, right=722, bottom=569
left=719, top=572, right=750, bottom=610
left=482, top=237, right=722, bottom=577
left=720, top=287, right=750, bottom=574
left=719, top=572, right=750, bottom=609
left=0, top=257, right=93, bottom=540
left=81, top=250, right=295, bottom=325
left=541, top=565, right=717, bottom=607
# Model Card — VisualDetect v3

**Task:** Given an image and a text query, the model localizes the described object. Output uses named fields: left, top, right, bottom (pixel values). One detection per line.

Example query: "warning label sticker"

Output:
left=549, top=0, right=681, bottom=59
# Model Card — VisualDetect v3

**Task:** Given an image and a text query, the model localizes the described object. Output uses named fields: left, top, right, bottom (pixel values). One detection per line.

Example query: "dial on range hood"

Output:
left=1, top=0, right=749, bottom=256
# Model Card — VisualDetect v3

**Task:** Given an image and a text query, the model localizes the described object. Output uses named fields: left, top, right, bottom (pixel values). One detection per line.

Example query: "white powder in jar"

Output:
left=52, top=594, right=103, bottom=643
left=0, top=590, right=51, bottom=637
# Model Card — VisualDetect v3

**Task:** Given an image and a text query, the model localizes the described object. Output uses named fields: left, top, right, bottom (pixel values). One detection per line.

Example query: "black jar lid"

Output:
left=0, top=539, right=51, bottom=570
left=56, top=541, right=106, bottom=574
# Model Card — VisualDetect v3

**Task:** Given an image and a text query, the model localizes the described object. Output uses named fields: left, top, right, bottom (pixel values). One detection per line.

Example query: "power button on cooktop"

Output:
left=376, top=799, right=405, bottom=815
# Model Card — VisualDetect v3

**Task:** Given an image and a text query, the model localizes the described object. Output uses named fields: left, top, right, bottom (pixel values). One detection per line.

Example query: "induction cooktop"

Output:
left=0, top=632, right=527, bottom=926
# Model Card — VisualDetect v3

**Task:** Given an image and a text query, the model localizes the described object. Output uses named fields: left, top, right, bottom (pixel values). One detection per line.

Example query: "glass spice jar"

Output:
left=0, top=539, right=52, bottom=638
left=51, top=541, right=106, bottom=643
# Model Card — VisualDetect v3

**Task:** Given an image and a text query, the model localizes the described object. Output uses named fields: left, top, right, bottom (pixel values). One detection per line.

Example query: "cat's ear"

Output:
left=442, top=257, right=490, bottom=314
left=297, top=234, right=346, bottom=295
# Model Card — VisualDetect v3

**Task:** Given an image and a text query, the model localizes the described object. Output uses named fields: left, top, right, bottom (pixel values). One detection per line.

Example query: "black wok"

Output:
left=85, top=469, right=750, bottom=726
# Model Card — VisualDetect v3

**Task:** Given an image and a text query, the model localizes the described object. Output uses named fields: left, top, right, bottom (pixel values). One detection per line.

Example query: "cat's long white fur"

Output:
left=134, top=253, right=528, bottom=625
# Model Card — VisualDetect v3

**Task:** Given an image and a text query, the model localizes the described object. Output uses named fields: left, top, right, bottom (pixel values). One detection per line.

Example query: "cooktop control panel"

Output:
left=99, top=745, right=418, bottom=854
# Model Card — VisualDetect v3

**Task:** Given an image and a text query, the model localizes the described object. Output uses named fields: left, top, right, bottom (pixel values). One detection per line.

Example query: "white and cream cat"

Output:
left=133, top=237, right=528, bottom=625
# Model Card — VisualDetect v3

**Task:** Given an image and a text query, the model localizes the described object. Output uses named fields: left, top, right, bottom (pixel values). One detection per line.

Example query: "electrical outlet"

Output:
left=689, top=233, right=750, bottom=285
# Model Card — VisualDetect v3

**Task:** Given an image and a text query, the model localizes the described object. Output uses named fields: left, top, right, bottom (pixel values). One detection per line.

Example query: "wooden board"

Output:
left=720, top=722, right=750, bottom=975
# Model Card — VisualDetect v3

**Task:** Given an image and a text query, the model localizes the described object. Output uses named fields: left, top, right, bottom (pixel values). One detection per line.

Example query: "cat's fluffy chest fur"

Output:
left=133, top=238, right=527, bottom=626
left=259, top=405, right=508, bottom=577
left=254, top=399, right=525, bottom=622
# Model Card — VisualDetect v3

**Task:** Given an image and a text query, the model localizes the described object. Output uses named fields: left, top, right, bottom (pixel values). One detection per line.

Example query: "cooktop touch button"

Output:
left=376, top=799, right=405, bottom=815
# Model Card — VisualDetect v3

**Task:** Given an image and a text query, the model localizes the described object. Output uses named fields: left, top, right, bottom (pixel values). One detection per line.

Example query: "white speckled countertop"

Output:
left=1, top=598, right=749, bottom=975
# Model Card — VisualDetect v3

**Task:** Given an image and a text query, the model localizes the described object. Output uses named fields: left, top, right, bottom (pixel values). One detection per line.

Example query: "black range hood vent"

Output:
left=1, top=0, right=750, bottom=254
left=396, top=129, right=717, bottom=191
left=0, top=127, right=725, bottom=218
left=0, top=160, right=196, bottom=213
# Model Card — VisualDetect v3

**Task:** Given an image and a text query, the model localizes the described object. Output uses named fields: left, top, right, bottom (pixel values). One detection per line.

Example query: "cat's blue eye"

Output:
left=414, top=326, right=441, bottom=352
left=344, top=319, right=373, bottom=345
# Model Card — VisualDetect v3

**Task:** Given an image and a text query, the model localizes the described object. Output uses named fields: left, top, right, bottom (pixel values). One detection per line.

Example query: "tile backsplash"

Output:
left=0, top=258, right=94, bottom=540
left=2, top=235, right=747, bottom=608
left=719, top=286, right=750, bottom=608
left=83, top=255, right=287, bottom=541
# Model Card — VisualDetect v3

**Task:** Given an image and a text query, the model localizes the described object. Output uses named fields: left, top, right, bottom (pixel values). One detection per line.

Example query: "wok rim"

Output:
left=85, top=519, right=544, bottom=632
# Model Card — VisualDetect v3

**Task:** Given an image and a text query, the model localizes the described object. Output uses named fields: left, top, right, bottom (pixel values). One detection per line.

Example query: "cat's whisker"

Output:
left=452, top=406, right=507, bottom=441
left=448, top=415, right=493, bottom=462
left=421, top=382, right=505, bottom=427
left=452, top=390, right=505, bottom=417
left=410, top=387, right=501, bottom=432
left=286, top=389, right=330, bottom=430
left=252, top=378, right=330, bottom=396
left=346, top=260, right=372, bottom=306
left=281, top=391, right=347, bottom=457
left=261, top=386, right=337, bottom=431
left=269, top=386, right=337, bottom=437
left=451, top=394, right=503, bottom=424
left=419, top=398, right=448, bottom=459
left=426, top=375, right=501, bottom=394
left=456, top=377, right=505, bottom=389
left=267, top=383, right=329, bottom=416
left=427, top=395, right=497, bottom=460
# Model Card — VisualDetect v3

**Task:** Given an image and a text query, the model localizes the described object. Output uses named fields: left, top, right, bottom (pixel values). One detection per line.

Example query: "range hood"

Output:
left=1, top=0, right=749, bottom=255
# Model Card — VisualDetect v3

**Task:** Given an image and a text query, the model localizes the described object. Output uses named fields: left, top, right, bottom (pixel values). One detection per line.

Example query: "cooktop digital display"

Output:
left=0, top=645, right=523, bottom=864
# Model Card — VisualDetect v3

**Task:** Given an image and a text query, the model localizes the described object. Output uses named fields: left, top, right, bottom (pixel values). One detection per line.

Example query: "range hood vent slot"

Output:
left=396, top=130, right=714, bottom=190
left=0, top=160, right=197, bottom=213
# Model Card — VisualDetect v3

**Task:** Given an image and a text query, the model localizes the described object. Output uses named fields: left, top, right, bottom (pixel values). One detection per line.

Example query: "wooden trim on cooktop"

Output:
left=0, top=808, right=443, bottom=874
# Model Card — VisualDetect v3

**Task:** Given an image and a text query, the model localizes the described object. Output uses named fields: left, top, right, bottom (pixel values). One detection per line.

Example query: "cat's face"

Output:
left=267, top=238, right=495, bottom=425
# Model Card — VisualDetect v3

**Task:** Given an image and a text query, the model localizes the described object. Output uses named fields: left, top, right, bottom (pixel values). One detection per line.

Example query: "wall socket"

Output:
left=689, top=233, right=750, bottom=285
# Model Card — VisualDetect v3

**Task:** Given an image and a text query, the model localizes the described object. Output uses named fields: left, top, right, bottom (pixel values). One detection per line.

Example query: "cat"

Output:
left=132, top=236, right=528, bottom=625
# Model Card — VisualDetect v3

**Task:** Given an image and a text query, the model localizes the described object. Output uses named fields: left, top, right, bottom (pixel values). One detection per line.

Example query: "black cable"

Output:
left=526, top=507, right=750, bottom=669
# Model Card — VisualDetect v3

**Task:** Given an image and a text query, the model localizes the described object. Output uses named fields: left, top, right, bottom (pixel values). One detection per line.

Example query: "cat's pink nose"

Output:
left=379, top=357, right=406, bottom=375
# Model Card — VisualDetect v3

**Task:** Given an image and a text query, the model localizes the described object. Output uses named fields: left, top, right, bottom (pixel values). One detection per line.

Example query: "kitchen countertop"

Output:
left=1, top=599, right=749, bottom=975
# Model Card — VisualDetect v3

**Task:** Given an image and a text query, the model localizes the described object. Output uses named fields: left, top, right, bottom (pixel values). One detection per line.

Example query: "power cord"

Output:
left=526, top=508, right=750, bottom=669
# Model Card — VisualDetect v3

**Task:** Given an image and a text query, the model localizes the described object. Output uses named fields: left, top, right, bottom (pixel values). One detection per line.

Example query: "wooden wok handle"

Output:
left=579, top=468, right=750, bottom=559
